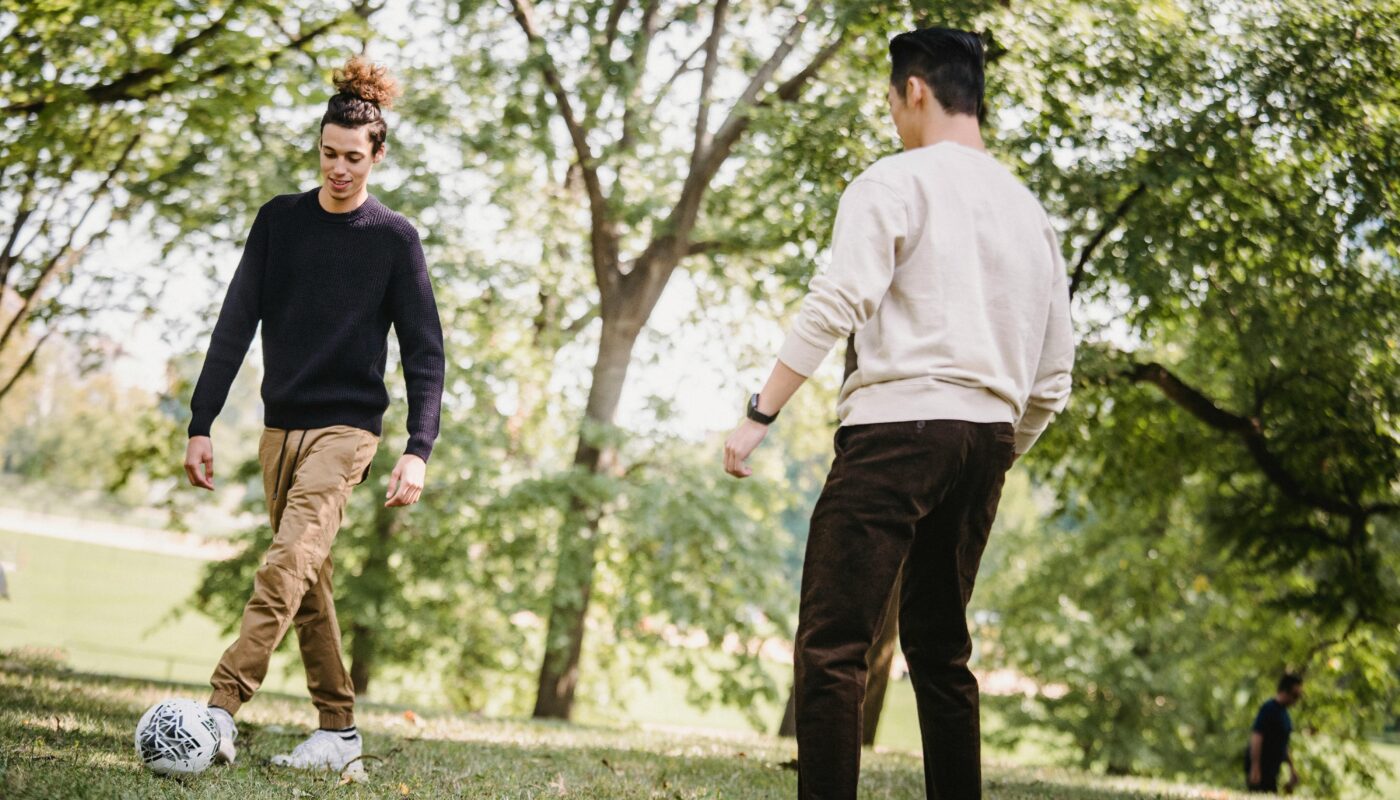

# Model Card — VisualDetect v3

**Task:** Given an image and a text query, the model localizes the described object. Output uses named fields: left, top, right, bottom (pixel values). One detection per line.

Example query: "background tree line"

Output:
left=2, top=0, right=1396, bottom=795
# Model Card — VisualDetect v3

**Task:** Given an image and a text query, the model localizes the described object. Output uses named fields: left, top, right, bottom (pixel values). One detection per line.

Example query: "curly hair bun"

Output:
left=333, top=56, right=401, bottom=109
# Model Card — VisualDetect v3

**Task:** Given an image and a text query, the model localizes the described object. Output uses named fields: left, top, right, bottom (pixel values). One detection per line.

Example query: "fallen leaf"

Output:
left=403, top=710, right=418, bottom=725
left=339, top=760, right=368, bottom=784
left=399, top=782, right=411, bottom=795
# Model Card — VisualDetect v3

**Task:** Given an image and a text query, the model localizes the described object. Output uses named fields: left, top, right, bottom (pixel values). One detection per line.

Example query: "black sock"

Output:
left=321, top=725, right=358, bottom=740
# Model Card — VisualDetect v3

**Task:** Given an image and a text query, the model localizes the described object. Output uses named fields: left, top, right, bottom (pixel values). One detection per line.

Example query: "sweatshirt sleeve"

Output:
left=1013, top=228, right=1075, bottom=454
left=188, top=206, right=269, bottom=438
left=388, top=226, right=445, bottom=462
left=776, top=178, right=908, bottom=377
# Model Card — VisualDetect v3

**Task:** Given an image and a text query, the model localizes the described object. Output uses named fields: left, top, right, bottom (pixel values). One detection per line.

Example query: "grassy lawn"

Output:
left=1, top=654, right=1275, bottom=800
left=2, top=525, right=1390, bottom=797
left=0, top=529, right=299, bottom=691
left=1372, top=742, right=1400, bottom=799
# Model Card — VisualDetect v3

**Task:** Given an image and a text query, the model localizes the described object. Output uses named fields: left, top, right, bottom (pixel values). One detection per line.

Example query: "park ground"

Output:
left=1, top=522, right=1396, bottom=798
left=0, top=653, right=1305, bottom=800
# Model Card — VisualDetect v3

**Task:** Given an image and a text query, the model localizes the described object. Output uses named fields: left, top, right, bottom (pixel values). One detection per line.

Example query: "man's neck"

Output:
left=910, top=114, right=986, bottom=152
left=317, top=186, right=370, bottom=214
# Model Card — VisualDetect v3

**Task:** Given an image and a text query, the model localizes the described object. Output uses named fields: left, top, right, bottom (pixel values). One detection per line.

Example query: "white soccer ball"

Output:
left=134, top=699, right=220, bottom=776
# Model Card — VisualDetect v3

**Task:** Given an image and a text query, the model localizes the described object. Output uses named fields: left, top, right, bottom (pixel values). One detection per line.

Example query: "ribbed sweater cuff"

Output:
left=404, top=441, right=434, bottom=463
left=1014, top=405, right=1057, bottom=454
left=776, top=328, right=836, bottom=378
left=188, top=415, right=214, bottom=438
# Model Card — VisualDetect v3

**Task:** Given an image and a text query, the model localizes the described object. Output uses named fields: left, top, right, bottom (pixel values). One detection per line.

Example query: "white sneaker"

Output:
left=208, top=706, right=237, bottom=765
left=269, top=728, right=362, bottom=771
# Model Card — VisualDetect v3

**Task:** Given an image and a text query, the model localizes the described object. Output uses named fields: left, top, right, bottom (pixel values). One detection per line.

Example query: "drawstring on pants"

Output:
left=271, top=430, right=309, bottom=502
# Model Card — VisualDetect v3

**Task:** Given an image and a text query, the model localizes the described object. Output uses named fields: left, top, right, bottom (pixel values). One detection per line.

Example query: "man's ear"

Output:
left=905, top=76, right=924, bottom=108
left=373, top=144, right=388, bottom=164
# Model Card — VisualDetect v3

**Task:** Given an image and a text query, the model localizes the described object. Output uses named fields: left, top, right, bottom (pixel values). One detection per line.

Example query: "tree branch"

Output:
left=615, top=0, right=666, bottom=155
left=692, top=0, right=730, bottom=171
left=1125, top=361, right=1366, bottom=516
left=621, top=38, right=707, bottom=153
left=0, top=330, right=52, bottom=404
left=603, top=0, right=632, bottom=50
left=1068, top=181, right=1146, bottom=298
left=0, top=161, right=40, bottom=290
left=706, top=6, right=811, bottom=158
left=0, top=133, right=139, bottom=355
left=684, top=238, right=782, bottom=257
left=762, top=35, right=845, bottom=106
left=563, top=304, right=600, bottom=337
left=663, top=10, right=844, bottom=264
left=509, top=0, right=617, bottom=293
left=2, top=2, right=366, bottom=116
left=3, top=2, right=244, bottom=115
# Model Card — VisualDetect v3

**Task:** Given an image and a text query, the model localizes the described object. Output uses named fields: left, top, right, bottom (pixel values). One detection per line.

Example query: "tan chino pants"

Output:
left=208, top=425, right=379, bottom=729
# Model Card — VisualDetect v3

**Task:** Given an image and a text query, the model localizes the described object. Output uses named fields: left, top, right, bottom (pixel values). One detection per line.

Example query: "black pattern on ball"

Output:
left=138, top=703, right=217, bottom=764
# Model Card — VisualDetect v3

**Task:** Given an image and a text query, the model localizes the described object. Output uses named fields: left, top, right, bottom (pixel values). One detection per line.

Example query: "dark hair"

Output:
left=888, top=28, right=986, bottom=118
left=321, top=56, right=401, bottom=155
left=1278, top=673, right=1304, bottom=693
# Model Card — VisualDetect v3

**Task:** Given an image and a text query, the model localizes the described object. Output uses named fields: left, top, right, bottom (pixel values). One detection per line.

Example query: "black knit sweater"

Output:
left=188, top=189, right=445, bottom=461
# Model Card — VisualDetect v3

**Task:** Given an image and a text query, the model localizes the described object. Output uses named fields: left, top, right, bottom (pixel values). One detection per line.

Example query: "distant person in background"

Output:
left=1245, top=673, right=1303, bottom=793
left=182, top=56, right=444, bottom=772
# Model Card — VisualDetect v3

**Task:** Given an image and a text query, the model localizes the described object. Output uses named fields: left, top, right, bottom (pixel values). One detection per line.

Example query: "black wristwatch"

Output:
left=746, top=393, right=779, bottom=425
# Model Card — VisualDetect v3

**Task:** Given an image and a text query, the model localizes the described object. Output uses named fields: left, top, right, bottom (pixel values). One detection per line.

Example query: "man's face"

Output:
left=1282, top=685, right=1304, bottom=706
left=319, top=123, right=382, bottom=201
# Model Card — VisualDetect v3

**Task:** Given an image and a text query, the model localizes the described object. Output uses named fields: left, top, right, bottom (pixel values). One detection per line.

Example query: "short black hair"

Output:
left=889, top=27, right=986, bottom=118
left=1278, top=673, right=1304, bottom=693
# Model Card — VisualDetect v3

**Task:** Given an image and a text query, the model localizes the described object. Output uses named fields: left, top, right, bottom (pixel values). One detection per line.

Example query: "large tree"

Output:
left=436, top=0, right=963, bottom=720
left=0, top=0, right=378, bottom=400
left=975, top=0, right=1399, bottom=791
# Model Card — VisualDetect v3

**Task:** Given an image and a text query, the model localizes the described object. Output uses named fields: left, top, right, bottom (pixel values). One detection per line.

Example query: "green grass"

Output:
left=1, top=654, right=1277, bottom=800
left=0, top=530, right=299, bottom=691
left=1372, top=742, right=1400, bottom=800
left=0, top=526, right=1387, bottom=797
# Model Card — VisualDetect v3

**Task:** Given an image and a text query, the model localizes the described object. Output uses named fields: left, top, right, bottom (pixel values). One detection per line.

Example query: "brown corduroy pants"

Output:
left=208, top=425, right=378, bottom=729
left=795, top=419, right=1016, bottom=800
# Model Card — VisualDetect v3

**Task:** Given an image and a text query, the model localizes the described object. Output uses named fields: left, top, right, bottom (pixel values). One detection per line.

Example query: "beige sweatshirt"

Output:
left=777, top=141, right=1074, bottom=454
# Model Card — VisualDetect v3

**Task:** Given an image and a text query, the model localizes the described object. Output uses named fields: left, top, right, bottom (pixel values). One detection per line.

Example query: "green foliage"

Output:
left=6, top=0, right=1399, bottom=791
left=0, top=0, right=376, bottom=395
left=964, top=0, right=1400, bottom=793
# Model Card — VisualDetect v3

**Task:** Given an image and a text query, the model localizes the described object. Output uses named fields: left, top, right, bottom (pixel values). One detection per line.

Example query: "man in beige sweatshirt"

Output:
left=724, top=27, right=1074, bottom=800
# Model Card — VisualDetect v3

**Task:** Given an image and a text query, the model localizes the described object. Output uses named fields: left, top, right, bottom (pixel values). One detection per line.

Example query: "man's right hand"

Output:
left=185, top=436, right=215, bottom=490
left=1249, top=765, right=1262, bottom=787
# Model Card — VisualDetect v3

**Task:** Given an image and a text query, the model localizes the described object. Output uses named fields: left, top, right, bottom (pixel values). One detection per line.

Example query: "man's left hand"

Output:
left=724, top=419, right=769, bottom=478
left=385, top=454, right=426, bottom=507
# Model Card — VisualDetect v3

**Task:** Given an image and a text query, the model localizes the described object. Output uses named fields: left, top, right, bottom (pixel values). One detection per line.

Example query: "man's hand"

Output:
left=724, top=419, right=769, bottom=478
left=385, top=454, right=426, bottom=507
left=185, top=436, right=215, bottom=490
left=1286, top=766, right=1300, bottom=793
left=1249, top=765, right=1262, bottom=787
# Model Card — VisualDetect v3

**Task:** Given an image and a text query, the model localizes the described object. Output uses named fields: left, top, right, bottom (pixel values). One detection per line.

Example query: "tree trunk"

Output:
left=532, top=316, right=644, bottom=719
left=862, top=569, right=902, bottom=745
left=349, top=621, right=374, bottom=696
left=777, top=687, right=797, bottom=737
left=782, top=336, right=908, bottom=742
left=348, top=488, right=397, bottom=696
left=777, top=574, right=901, bottom=742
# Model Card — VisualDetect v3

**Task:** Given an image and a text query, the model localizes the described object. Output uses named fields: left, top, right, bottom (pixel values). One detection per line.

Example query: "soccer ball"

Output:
left=134, top=699, right=220, bottom=776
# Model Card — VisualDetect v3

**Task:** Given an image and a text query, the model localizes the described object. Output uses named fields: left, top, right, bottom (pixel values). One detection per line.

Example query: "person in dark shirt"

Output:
left=181, top=56, right=444, bottom=774
left=1245, top=673, right=1303, bottom=793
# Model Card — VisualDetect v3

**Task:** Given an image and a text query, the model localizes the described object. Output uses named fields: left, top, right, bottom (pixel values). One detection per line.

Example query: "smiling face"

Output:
left=319, top=123, right=384, bottom=210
